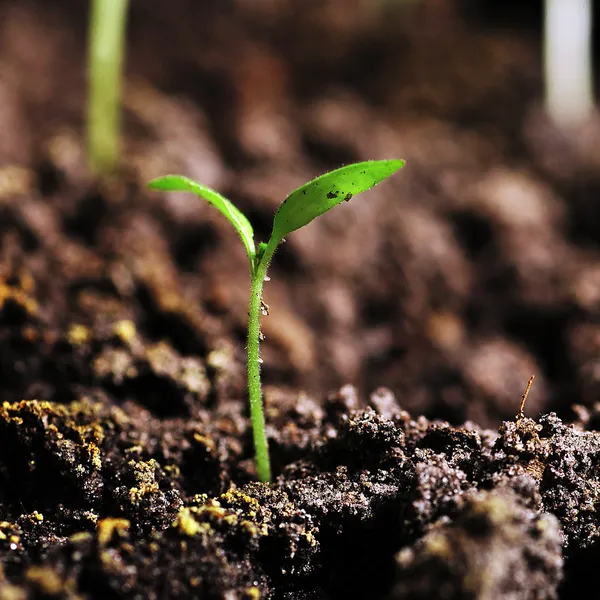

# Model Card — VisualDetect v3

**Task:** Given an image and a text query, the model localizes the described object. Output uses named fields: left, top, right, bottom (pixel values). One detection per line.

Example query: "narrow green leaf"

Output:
left=148, top=175, right=256, bottom=269
left=270, top=159, right=405, bottom=243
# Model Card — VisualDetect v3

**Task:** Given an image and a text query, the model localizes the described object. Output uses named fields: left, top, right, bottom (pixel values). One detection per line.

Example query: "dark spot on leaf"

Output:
left=327, top=191, right=339, bottom=199
left=344, top=193, right=353, bottom=202
left=302, top=190, right=307, bottom=195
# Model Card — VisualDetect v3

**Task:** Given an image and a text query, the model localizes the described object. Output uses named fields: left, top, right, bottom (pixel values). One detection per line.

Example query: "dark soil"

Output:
left=1, top=1, right=600, bottom=598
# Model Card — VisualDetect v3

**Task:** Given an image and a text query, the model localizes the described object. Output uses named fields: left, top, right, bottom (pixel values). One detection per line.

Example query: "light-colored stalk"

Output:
left=544, top=0, right=594, bottom=128
left=246, top=240, right=278, bottom=482
left=87, top=0, right=129, bottom=175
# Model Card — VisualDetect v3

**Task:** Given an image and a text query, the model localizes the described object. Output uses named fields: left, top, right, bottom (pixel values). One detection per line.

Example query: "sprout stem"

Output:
left=246, top=238, right=278, bottom=482
left=87, top=0, right=129, bottom=175
left=147, top=161, right=404, bottom=482
left=544, top=0, right=594, bottom=128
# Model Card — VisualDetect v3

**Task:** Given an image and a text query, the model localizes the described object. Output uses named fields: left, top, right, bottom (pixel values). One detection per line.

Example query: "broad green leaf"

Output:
left=270, top=160, right=405, bottom=243
left=148, top=175, right=256, bottom=269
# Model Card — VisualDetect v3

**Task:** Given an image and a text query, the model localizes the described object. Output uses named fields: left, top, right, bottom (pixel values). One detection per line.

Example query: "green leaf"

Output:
left=270, top=159, right=405, bottom=243
left=148, top=175, right=256, bottom=270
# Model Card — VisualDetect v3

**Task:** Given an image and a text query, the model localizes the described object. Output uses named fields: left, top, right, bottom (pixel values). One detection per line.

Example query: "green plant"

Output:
left=87, top=0, right=130, bottom=175
left=148, top=160, right=405, bottom=481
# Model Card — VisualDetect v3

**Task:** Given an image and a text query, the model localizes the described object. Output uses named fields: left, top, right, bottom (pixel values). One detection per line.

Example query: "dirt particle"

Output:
left=67, top=323, right=91, bottom=346
left=193, top=432, right=216, bottom=453
left=114, top=319, right=137, bottom=345
left=0, top=165, right=33, bottom=199
left=244, top=586, right=261, bottom=600
left=25, top=567, right=64, bottom=596
left=97, top=518, right=130, bottom=546
left=174, top=507, right=204, bottom=537
left=69, top=531, right=93, bottom=544
left=260, top=300, right=270, bottom=316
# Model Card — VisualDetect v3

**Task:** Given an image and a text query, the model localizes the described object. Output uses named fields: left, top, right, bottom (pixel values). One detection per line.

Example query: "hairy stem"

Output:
left=247, top=238, right=278, bottom=482
left=87, top=0, right=129, bottom=175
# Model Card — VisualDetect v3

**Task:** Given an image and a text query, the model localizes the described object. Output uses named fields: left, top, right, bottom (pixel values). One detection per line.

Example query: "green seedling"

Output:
left=148, top=160, right=405, bottom=481
left=87, top=0, right=130, bottom=175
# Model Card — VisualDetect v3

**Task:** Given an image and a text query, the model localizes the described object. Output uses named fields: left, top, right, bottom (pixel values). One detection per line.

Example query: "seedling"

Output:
left=148, top=160, right=405, bottom=481
left=87, top=0, right=130, bottom=175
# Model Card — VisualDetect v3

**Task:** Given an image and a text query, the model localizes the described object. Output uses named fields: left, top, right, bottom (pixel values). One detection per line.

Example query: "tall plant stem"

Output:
left=544, top=0, right=593, bottom=127
left=87, top=0, right=129, bottom=175
left=247, top=239, right=278, bottom=482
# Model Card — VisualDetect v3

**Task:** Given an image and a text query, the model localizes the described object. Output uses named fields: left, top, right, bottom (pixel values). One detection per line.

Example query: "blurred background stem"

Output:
left=87, top=0, right=129, bottom=176
left=544, top=0, right=594, bottom=128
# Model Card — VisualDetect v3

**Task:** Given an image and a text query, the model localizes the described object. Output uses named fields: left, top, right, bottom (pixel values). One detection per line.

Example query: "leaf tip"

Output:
left=146, top=174, right=196, bottom=194
left=388, top=158, right=406, bottom=172
left=147, top=175, right=174, bottom=191
left=146, top=178, right=161, bottom=190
